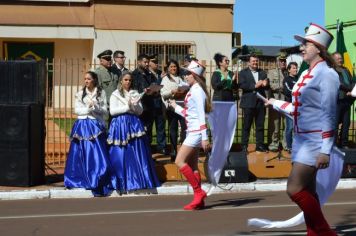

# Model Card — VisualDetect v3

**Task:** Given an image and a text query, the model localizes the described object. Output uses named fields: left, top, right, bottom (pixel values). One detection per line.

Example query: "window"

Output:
left=137, top=41, right=196, bottom=69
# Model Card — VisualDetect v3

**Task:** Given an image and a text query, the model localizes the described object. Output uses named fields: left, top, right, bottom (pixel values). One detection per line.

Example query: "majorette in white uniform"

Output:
left=174, top=83, right=208, bottom=147
left=248, top=23, right=344, bottom=230
left=272, top=60, right=339, bottom=166
left=174, top=62, right=208, bottom=147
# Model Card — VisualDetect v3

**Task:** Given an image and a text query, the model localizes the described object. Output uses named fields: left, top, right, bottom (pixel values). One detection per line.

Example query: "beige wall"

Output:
left=0, top=4, right=92, bottom=26
left=94, top=2, right=232, bottom=33
left=93, top=30, right=232, bottom=63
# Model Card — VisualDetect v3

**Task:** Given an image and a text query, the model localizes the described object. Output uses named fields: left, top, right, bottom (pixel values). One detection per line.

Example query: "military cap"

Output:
left=277, top=51, right=287, bottom=60
left=184, top=53, right=197, bottom=62
left=149, top=54, right=159, bottom=63
left=97, top=50, right=113, bottom=59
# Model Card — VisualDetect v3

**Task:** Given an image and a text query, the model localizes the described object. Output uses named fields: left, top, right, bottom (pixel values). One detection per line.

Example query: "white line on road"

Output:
left=0, top=201, right=355, bottom=220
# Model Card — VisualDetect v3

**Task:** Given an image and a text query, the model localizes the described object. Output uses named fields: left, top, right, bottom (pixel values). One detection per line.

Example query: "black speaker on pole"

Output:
left=218, top=152, right=249, bottom=183
left=341, top=149, right=356, bottom=178
left=0, top=60, right=46, bottom=186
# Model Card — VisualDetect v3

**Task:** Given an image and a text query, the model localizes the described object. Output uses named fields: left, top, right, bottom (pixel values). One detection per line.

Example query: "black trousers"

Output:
left=241, top=107, right=265, bottom=147
left=336, top=99, right=351, bottom=146
left=166, top=109, right=186, bottom=153
left=140, top=110, right=155, bottom=144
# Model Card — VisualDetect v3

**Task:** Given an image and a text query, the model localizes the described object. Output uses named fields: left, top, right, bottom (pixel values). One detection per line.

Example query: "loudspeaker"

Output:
left=0, top=60, right=46, bottom=104
left=0, top=104, right=45, bottom=186
left=219, top=152, right=249, bottom=183
left=341, top=149, right=356, bottom=178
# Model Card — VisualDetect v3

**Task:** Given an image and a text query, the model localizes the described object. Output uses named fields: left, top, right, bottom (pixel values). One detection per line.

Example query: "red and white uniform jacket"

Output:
left=272, top=60, right=339, bottom=155
left=174, top=83, right=208, bottom=140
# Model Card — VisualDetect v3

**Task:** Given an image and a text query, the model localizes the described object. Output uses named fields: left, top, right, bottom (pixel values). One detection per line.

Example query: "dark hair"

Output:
left=165, top=59, right=180, bottom=80
left=249, top=53, right=259, bottom=61
left=82, top=71, right=102, bottom=102
left=287, top=62, right=298, bottom=70
left=191, top=74, right=212, bottom=113
left=213, top=52, right=226, bottom=69
left=118, top=71, right=133, bottom=97
left=137, top=53, right=149, bottom=61
left=315, top=44, right=336, bottom=69
left=113, top=50, right=125, bottom=58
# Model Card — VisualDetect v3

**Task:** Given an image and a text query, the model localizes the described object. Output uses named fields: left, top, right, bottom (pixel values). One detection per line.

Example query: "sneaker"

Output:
left=256, top=145, right=268, bottom=153
left=268, top=142, right=279, bottom=152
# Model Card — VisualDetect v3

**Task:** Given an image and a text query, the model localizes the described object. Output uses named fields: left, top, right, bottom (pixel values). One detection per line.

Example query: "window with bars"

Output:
left=137, top=41, right=196, bottom=70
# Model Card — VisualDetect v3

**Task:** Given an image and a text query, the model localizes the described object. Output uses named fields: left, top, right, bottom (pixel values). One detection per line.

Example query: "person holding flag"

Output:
left=249, top=23, right=343, bottom=236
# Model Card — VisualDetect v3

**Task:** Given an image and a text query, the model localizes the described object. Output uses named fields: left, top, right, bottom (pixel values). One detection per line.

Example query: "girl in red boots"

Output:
left=265, top=23, right=339, bottom=235
left=168, top=60, right=212, bottom=210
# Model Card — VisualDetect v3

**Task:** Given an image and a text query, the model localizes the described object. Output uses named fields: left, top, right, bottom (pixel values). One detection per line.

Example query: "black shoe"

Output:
left=241, top=145, right=248, bottom=152
left=170, top=151, right=176, bottom=162
left=157, top=148, right=168, bottom=155
left=256, top=145, right=268, bottom=153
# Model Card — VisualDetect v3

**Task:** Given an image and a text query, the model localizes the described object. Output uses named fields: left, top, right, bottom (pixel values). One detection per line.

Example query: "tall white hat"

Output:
left=294, top=23, right=334, bottom=49
left=186, top=60, right=205, bottom=77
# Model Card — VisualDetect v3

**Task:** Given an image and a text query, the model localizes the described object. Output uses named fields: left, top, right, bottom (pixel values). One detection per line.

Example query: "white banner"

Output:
left=207, top=101, right=237, bottom=186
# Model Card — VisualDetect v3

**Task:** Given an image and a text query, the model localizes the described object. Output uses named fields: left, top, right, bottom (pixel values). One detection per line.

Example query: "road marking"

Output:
left=0, top=201, right=355, bottom=220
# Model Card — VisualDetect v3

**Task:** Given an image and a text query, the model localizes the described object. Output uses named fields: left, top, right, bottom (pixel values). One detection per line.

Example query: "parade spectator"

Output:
left=180, top=53, right=196, bottom=76
left=95, top=50, right=119, bottom=104
left=168, top=60, right=211, bottom=210
left=132, top=54, right=156, bottom=146
left=148, top=54, right=167, bottom=155
left=107, top=71, right=161, bottom=192
left=111, top=50, right=129, bottom=78
left=211, top=52, right=238, bottom=101
left=238, top=54, right=269, bottom=153
left=267, top=52, right=288, bottom=152
left=160, top=59, right=188, bottom=161
left=332, top=52, right=354, bottom=149
left=267, top=23, right=339, bottom=235
left=283, top=62, right=298, bottom=153
left=64, top=71, right=116, bottom=197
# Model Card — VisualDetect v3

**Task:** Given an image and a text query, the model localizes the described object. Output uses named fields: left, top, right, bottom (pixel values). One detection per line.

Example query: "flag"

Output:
left=337, top=21, right=354, bottom=75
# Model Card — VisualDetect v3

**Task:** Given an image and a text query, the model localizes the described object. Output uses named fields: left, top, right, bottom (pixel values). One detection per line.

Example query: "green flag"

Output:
left=336, top=21, right=353, bottom=76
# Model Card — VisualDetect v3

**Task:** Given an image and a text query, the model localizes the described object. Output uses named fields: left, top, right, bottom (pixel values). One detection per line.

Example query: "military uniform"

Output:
left=267, top=54, right=288, bottom=151
left=95, top=50, right=119, bottom=104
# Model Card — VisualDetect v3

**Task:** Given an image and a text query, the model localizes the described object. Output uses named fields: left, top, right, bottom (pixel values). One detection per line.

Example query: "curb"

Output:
left=0, top=179, right=355, bottom=200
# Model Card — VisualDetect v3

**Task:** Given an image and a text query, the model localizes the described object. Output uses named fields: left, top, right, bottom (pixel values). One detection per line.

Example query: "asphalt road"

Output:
left=0, top=189, right=355, bottom=236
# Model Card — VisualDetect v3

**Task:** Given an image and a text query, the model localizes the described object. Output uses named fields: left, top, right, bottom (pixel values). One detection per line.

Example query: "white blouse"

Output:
left=75, top=87, right=108, bottom=120
left=110, top=89, right=143, bottom=116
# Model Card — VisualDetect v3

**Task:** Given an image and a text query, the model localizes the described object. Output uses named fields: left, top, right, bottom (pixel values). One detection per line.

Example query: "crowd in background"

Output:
left=63, top=47, right=355, bottom=197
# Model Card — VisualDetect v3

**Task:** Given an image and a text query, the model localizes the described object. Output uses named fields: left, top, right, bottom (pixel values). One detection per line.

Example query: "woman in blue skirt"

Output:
left=64, top=71, right=116, bottom=197
left=107, top=71, right=160, bottom=192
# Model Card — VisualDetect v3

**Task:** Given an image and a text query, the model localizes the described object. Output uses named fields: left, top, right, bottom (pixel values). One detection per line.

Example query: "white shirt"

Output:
left=174, top=83, right=208, bottom=140
left=109, top=89, right=143, bottom=116
left=75, top=87, right=108, bottom=122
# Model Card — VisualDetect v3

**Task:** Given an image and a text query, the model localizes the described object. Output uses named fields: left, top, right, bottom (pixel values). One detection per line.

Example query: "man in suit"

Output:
left=238, top=54, right=269, bottom=153
left=148, top=54, right=167, bottom=154
left=132, top=54, right=156, bottom=146
left=111, top=50, right=129, bottom=78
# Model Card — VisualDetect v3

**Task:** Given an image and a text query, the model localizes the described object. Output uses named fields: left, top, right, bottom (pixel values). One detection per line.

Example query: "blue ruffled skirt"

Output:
left=108, top=113, right=161, bottom=192
left=64, top=118, right=117, bottom=197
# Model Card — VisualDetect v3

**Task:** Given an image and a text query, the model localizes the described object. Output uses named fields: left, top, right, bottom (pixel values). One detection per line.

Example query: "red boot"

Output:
left=291, top=190, right=337, bottom=236
left=180, top=165, right=206, bottom=210
left=194, top=171, right=201, bottom=188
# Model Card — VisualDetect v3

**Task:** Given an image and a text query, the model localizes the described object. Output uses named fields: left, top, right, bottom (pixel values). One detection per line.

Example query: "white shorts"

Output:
left=183, top=132, right=202, bottom=148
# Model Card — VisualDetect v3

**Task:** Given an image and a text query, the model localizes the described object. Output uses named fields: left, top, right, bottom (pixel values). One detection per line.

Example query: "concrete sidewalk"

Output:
left=0, top=178, right=356, bottom=200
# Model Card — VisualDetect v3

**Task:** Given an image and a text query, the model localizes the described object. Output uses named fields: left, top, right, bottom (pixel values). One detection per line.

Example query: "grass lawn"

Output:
left=52, top=118, right=77, bottom=136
